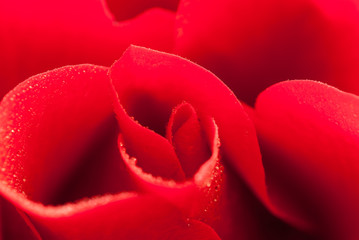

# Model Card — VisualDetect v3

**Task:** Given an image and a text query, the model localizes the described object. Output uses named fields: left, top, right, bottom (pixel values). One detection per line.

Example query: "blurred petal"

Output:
left=255, top=80, right=359, bottom=239
left=175, top=0, right=359, bottom=105
left=0, top=0, right=175, bottom=98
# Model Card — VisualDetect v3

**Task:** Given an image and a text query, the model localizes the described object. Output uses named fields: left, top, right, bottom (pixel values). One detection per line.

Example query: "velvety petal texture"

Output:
left=1, top=0, right=359, bottom=239
left=175, top=0, right=359, bottom=105
left=0, top=0, right=175, bottom=99
left=255, top=80, right=359, bottom=239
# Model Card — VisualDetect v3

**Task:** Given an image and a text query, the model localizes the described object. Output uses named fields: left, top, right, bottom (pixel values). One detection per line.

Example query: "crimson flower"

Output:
left=1, top=1, right=359, bottom=240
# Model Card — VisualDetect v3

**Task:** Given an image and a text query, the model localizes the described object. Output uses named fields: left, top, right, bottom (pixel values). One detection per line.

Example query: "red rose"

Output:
left=0, top=46, right=280, bottom=239
left=2, top=1, right=359, bottom=239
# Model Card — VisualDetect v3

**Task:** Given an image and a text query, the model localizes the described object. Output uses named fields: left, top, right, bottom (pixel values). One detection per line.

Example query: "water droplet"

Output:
left=1, top=168, right=5, bottom=172
left=186, top=218, right=191, bottom=227
left=129, top=157, right=137, bottom=164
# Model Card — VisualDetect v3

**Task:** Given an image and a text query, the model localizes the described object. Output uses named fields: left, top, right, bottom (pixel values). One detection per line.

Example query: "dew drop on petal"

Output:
left=186, top=218, right=191, bottom=227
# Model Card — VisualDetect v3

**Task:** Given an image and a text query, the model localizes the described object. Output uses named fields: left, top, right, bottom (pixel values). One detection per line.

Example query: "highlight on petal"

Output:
left=254, top=80, right=359, bottom=239
left=103, top=0, right=180, bottom=21
left=175, top=0, right=359, bottom=105
left=0, top=0, right=176, bottom=98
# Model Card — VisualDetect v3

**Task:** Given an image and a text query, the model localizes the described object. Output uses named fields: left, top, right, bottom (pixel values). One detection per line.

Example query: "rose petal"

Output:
left=0, top=197, right=40, bottom=240
left=0, top=64, right=132, bottom=205
left=175, top=0, right=359, bottom=105
left=255, top=80, right=359, bottom=238
left=104, top=0, right=179, bottom=21
left=2, top=189, right=220, bottom=239
left=212, top=166, right=316, bottom=240
left=110, top=88, right=186, bottom=182
left=117, top=114, right=222, bottom=219
left=30, top=194, right=219, bottom=240
left=176, top=219, right=221, bottom=240
left=167, top=102, right=211, bottom=178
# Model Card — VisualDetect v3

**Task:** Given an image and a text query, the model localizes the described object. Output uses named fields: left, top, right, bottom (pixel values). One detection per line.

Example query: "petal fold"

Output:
left=167, top=102, right=211, bottom=178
